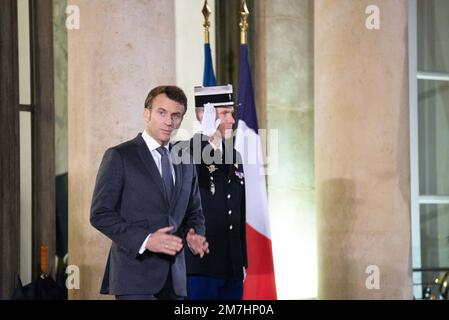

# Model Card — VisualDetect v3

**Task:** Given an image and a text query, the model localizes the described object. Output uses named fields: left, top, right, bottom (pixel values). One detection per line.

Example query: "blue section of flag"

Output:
left=237, top=44, right=259, bottom=132
left=203, top=43, right=217, bottom=87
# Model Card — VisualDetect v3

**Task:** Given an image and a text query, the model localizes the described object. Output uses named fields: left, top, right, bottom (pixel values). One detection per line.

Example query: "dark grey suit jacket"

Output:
left=90, top=133, right=205, bottom=296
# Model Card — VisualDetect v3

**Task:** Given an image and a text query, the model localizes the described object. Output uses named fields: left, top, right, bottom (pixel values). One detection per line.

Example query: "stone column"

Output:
left=68, top=0, right=176, bottom=299
left=315, top=0, right=412, bottom=299
left=253, top=0, right=316, bottom=299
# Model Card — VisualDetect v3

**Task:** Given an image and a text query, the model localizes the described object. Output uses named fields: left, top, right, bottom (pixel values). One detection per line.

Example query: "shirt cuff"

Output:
left=139, top=234, right=151, bottom=254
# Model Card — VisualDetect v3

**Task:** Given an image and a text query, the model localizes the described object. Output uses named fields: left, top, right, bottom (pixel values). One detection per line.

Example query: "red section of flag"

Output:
left=243, top=224, right=277, bottom=300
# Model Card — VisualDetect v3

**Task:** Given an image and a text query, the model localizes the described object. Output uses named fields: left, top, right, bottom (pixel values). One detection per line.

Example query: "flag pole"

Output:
left=239, top=0, right=249, bottom=45
left=202, top=0, right=211, bottom=44
left=201, top=0, right=217, bottom=86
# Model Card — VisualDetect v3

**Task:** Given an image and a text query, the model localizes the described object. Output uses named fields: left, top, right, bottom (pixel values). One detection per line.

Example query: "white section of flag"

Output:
left=235, top=120, right=271, bottom=239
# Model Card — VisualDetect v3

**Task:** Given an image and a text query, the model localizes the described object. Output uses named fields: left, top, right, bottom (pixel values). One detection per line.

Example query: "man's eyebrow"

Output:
left=154, top=106, right=182, bottom=115
left=154, top=106, right=169, bottom=113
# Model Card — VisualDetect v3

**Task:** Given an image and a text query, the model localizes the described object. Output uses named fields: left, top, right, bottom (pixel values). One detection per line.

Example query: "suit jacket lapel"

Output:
left=134, top=134, right=168, bottom=208
left=168, top=142, right=183, bottom=213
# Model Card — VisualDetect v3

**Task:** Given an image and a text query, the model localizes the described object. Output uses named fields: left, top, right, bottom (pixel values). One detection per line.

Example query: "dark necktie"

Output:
left=156, top=146, right=174, bottom=201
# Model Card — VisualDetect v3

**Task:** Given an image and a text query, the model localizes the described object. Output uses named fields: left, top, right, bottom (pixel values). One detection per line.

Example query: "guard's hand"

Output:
left=201, top=103, right=221, bottom=137
left=186, top=228, right=210, bottom=258
left=146, top=226, right=183, bottom=256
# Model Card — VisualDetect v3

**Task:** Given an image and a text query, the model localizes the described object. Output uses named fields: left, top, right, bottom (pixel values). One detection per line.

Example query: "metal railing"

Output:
left=413, top=268, right=449, bottom=300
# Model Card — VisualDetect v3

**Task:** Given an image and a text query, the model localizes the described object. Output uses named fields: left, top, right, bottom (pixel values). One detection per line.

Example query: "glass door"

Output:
left=410, top=0, right=449, bottom=300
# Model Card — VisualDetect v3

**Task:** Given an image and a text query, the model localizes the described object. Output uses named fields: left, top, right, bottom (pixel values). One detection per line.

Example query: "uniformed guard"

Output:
left=185, top=84, right=248, bottom=300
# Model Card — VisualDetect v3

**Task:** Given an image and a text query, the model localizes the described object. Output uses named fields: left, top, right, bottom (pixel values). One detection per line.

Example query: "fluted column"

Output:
left=315, top=0, right=412, bottom=299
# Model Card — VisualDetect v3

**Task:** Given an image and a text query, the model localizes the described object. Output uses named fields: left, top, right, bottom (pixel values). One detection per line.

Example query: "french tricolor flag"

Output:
left=236, top=44, right=277, bottom=300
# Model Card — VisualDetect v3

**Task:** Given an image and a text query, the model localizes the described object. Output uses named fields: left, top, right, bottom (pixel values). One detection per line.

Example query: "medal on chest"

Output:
left=234, top=163, right=245, bottom=185
left=207, top=165, right=218, bottom=196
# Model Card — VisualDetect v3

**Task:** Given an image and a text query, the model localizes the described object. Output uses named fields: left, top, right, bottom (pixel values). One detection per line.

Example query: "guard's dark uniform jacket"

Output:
left=182, top=134, right=248, bottom=280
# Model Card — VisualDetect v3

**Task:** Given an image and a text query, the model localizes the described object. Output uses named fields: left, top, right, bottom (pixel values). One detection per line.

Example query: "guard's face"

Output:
left=144, top=93, right=185, bottom=146
left=216, top=106, right=235, bottom=139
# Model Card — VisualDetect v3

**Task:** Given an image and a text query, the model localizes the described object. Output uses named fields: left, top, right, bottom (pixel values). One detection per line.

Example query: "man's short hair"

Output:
left=144, top=85, right=188, bottom=114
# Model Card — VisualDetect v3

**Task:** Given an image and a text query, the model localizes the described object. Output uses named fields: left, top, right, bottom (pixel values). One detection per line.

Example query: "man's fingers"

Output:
left=163, top=234, right=183, bottom=243
left=161, top=240, right=183, bottom=255
left=186, top=231, right=210, bottom=257
left=200, top=240, right=209, bottom=255
left=204, top=104, right=214, bottom=119
left=205, top=103, right=214, bottom=113
left=166, top=240, right=183, bottom=249
left=161, top=235, right=183, bottom=249
left=147, top=228, right=184, bottom=255
left=164, top=249, right=177, bottom=256
left=166, top=242, right=183, bottom=252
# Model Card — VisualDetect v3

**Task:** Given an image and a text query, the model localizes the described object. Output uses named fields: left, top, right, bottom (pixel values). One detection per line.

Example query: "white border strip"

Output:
left=408, top=0, right=422, bottom=300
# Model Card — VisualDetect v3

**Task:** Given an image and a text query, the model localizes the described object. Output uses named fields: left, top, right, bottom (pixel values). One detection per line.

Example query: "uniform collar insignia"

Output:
left=207, top=164, right=218, bottom=174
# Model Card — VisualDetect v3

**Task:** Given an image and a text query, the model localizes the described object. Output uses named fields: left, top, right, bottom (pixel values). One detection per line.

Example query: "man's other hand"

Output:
left=186, top=228, right=210, bottom=258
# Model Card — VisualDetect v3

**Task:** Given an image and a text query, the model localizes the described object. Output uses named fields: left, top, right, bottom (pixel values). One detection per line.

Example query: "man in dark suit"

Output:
left=184, top=85, right=248, bottom=300
left=90, top=85, right=209, bottom=300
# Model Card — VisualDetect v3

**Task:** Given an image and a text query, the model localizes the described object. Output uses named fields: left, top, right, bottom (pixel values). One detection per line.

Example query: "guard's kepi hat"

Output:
left=194, top=84, right=234, bottom=108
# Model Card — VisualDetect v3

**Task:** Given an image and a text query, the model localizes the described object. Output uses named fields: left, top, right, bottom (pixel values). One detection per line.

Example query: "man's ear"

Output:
left=143, top=108, right=151, bottom=122
left=197, top=110, right=204, bottom=122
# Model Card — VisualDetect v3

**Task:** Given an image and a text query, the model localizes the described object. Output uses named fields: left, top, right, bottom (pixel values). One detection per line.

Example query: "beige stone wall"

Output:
left=315, top=0, right=412, bottom=299
left=175, top=0, right=216, bottom=139
left=68, top=0, right=176, bottom=299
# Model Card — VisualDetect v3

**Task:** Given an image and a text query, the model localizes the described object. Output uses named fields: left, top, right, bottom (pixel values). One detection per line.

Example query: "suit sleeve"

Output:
left=183, top=165, right=206, bottom=236
left=90, top=148, right=150, bottom=258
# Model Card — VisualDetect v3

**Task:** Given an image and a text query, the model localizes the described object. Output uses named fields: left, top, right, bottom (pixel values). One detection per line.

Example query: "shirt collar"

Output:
left=209, top=139, right=223, bottom=153
left=142, top=129, right=169, bottom=152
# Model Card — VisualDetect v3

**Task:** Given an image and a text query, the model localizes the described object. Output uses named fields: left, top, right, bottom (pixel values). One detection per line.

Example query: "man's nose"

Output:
left=165, top=115, right=173, bottom=126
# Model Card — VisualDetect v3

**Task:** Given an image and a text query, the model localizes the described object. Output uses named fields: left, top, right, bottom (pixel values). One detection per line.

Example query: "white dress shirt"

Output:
left=141, top=129, right=176, bottom=184
left=139, top=129, right=175, bottom=254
